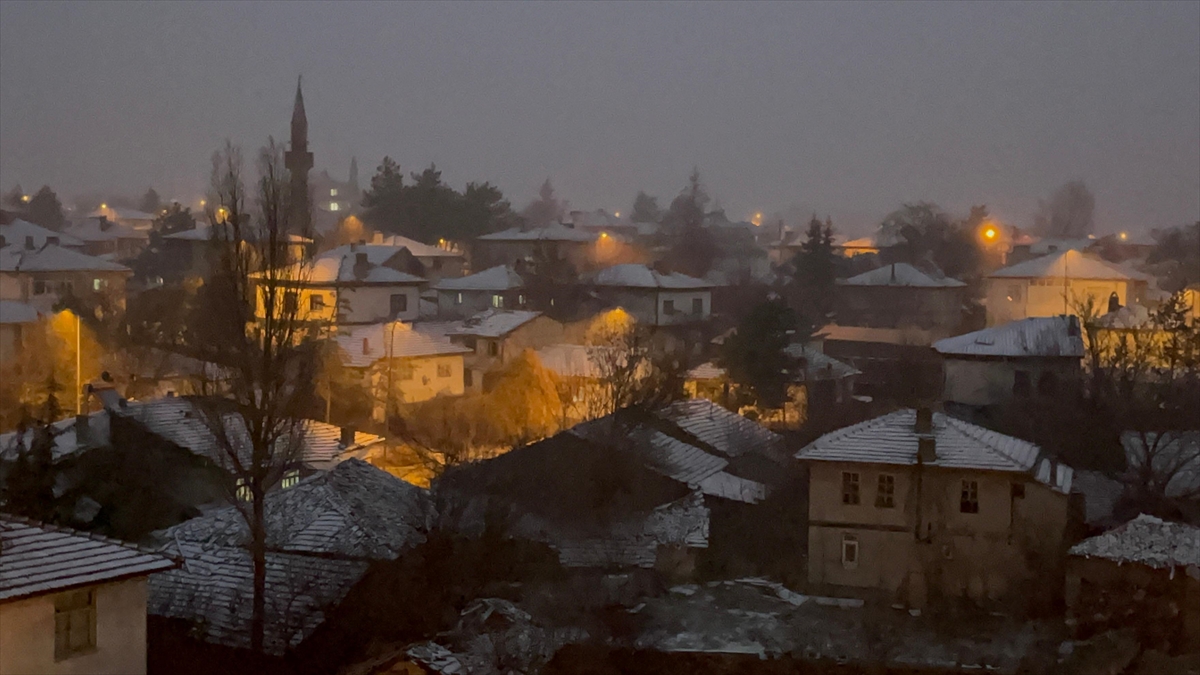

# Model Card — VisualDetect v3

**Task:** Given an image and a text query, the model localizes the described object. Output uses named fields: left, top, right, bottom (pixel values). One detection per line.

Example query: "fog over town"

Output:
left=0, top=2, right=1198, bottom=675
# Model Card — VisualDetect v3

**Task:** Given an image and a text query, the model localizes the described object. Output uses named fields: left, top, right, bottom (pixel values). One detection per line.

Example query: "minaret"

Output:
left=348, top=156, right=360, bottom=204
left=285, top=77, right=313, bottom=234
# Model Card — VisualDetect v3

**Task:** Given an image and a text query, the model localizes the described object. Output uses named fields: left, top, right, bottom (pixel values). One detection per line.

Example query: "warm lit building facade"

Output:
left=337, top=322, right=470, bottom=420
left=985, top=250, right=1148, bottom=326
left=591, top=264, right=715, bottom=327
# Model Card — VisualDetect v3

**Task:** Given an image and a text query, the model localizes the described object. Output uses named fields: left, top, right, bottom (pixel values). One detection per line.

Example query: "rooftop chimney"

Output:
left=46, top=236, right=59, bottom=247
left=339, top=426, right=356, bottom=448
left=918, top=437, right=937, bottom=463
left=371, top=231, right=384, bottom=244
left=74, top=414, right=91, bottom=449
left=25, top=235, right=35, bottom=250
left=915, top=407, right=933, bottom=434
left=354, top=252, right=370, bottom=279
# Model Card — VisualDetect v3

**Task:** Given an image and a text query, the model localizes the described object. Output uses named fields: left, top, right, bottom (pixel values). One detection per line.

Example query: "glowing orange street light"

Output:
left=614, top=211, right=621, bottom=218
left=984, top=226, right=997, bottom=240
left=599, top=232, right=609, bottom=239
left=100, top=203, right=107, bottom=209
left=1119, top=232, right=1128, bottom=240
left=20, top=194, right=30, bottom=203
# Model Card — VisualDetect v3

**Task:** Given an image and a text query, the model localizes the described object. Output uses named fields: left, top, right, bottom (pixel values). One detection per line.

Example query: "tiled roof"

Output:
left=593, top=264, right=714, bottom=289
left=115, top=397, right=383, bottom=471
left=277, top=247, right=424, bottom=285
left=0, top=219, right=86, bottom=248
left=448, top=309, right=542, bottom=338
left=163, top=226, right=214, bottom=241
left=988, top=249, right=1147, bottom=281
left=477, top=223, right=598, bottom=243
left=0, top=300, right=39, bottom=324
left=1069, top=514, right=1200, bottom=569
left=378, top=234, right=462, bottom=258
left=660, top=399, right=785, bottom=460
left=150, top=459, right=430, bottom=654
left=549, top=493, right=710, bottom=568
left=336, top=322, right=471, bottom=368
left=433, top=265, right=524, bottom=291
left=784, top=343, right=863, bottom=380
left=0, top=242, right=131, bottom=273
left=796, top=409, right=1072, bottom=493
left=818, top=323, right=935, bottom=347
left=63, top=217, right=149, bottom=242
left=934, top=316, right=1085, bottom=358
left=1, top=514, right=176, bottom=602
left=837, top=263, right=965, bottom=288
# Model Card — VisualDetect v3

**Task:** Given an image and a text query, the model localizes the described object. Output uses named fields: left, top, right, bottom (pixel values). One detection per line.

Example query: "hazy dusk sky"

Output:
left=1, top=1, right=1197, bottom=235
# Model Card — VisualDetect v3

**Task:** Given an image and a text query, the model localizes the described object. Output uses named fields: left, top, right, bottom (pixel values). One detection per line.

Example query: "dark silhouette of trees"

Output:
left=139, top=188, right=162, bottom=214
left=662, top=169, right=717, bottom=278
left=790, top=214, right=838, bottom=321
left=3, top=184, right=24, bottom=208
left=879, top=202, right=982, bottom=280
left=719, top=299, right=804, bottom=409
left=362, top=159, right=519, bottom=242
left=521, top=179, right=566, bottom=228
left=154, top=202, right=198, bottom=235
left=1034, top=180, right=1095, bottom=239
left=630, top=191, right=662, bottom=223
left=26, top=185, right=66, bottom=230
left=2, top=423, right=60, bottom=522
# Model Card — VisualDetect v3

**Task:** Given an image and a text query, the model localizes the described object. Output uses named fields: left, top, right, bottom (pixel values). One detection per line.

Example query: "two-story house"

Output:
left=472, top=223, right=607, bottom=271
left=1, top=219, right=87, bottom=252
left=985, top=249, right=1148, bottom=326
left=797, top=408, right=1074, bottom=609
left=63, top=217, right=149, bottom=261
left=934, top=316, right=1084, bottom=421
left=0, top=515, right=176, bottom=675
left=445, top=309, right=565, bottom=390
left=253, top=244, right=425, bottom=327
left=836, top=263, right=967, bottom=335
left=376, top=233, right=465, bottom=281
left=433, top=265, right=527, bottom=319
left=0, top=238, right=132, bottom=313
left=591, top=263, right=715, bottom=327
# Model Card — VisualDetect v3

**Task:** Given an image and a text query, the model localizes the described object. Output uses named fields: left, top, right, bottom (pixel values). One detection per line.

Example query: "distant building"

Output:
left=0, top=515, right=176, bottom=675
left=591, top=263, right=715, bottom=327
left=87, top=206, right=156, bottom=232
left=836, top=262, right=967, bottom=334
left=376, top=233, right=465, bottom=280
left=472, top=223, right=607, bottom=271
left=284, top=78, right=313, bottom=234
left=336, top=322, right=471, bottom=420
left=934, top=316, right=1084, bottom=419
left=985, top=250, right=1148, bottom=326
left=1, top=219, right=86, bottom=252
left=817, top=324, right=942, bottom=403
left=797, top=408, right=1074, bottom=609
left=445, top=309, right=564, bottom=390
left=0, top=238, right=131, bottom=313
left=0, top=299, right=38, bottom=363
left=63, top=217, right=149, bottom=260
left=433, top=264, right=527, bottom=318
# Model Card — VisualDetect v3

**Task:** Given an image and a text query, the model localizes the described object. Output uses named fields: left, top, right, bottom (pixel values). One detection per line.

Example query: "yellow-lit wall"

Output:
left=985, top=277, right=1131, bottom=326
left=255, top=283, right=421, bottom=325
left=0, top=579, right=150, bottom=675
left=368, top=354, right=465, bottom=421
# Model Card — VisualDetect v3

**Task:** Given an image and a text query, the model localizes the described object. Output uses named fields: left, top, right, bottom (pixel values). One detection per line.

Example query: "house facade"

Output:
left=445, top=310, right=564, bottom=390
left=433, top=265, right=527, bottom=319
left=0, top=515, right=176, bottom=675
left=798, top=408, right=1073, bottom=609
left=592, top=264, right=714, bottom=327
left=337, top=322, right=470, bottom=420
left=985, top=249, right=1148, bottom=326
left=0, top=240, right=131, bottom=313
left=472, top=224, right=608, bottom=271
left=835, top=263, right=967, bottom=334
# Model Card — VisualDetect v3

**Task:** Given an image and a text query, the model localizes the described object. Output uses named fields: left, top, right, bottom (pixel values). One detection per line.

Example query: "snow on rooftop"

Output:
left=1069, top=514, right=1200, bottom=569
left=477, top=223, right=599, bottom=242
left=837, top=262, right=965, bottom=288
left=337, top=322, right=471, bottom=368
left=448, top=309, right=542, bottom=338
left=63, top=217, right=149, bottom=242
left=988, top=249, right=1147, bottom=281
left=433, top=264, right=524, bottom=291
left=1, top=218, right=86, bottom=248
left=0, top=241, right=131, bottom=273
left=933, top=316, right=1084, bottom=358
left=0, top=299, right=39, bottom=324
left=593, top=264, right=714, bottom=289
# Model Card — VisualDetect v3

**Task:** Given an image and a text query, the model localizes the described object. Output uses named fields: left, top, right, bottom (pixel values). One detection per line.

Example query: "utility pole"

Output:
left=75, top=311, right=82, bottom=415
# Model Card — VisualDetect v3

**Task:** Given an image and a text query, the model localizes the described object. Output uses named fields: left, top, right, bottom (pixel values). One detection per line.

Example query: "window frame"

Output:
left=960, top=479, right=980, bottom=514
left=281, top=469, right=301, bottom=490
left=875, top=473, right=895, bottom=508
left=390, top=293, right=409, bottom=316
left=841, top=471, right=861, bottom=505
left=310, top=294, right=326, bottom=311
left=841, top=534, right=859, bottom=570
left=54, top=588, right=97, bottom=661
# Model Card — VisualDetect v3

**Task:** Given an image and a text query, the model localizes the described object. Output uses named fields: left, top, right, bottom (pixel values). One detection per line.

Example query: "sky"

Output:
left=1, top=1, right=1197, bottom=236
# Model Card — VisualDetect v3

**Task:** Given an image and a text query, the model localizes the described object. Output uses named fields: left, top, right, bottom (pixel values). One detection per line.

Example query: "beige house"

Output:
left=592, top=263, right=715, bottom=327
left=337, top=321, right=470, bottom=421
left=0, top=515, right=176, bottom=675
left=985, top=249, right=1148, bottom=326
left=433, top=265, right=528, bottom=319
left=0, top=239, right=131, bottom=313
left=797, top=408, right=1073, bottom=609
left=445, top=309, right=564, bottom=390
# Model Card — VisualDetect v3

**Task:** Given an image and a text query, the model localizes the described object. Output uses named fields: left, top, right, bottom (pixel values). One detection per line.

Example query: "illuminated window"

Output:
left=330, top=188, right=338, bottom=197
left=842, top=472, right=860, bottom=505
left=456, top=292, right=463, bottom=305
left=281, top=469, right=301, bottom=489
left=492, top=294, right=504, bottom=308
left=310, top=294, right=325, bottom=311
left=54, top=589, right=96, bottom=660
left=841, top=534, right=859, bottom=569
left=518, top=294, right=526, bottom=306
left=235, top=478, right=252, bottom=501
left=876, top=474, right=895, bottom=508
left=437, top=364, right=452, bottom=378
left=960, top=480, right=979, bottom=513
left=329, top=202, right=340, bottom=211
left=92, top=278, right=104, bottom=291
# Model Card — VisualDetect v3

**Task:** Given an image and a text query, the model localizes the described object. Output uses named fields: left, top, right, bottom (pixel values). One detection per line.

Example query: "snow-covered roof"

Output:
left=89, top=206, right=155, bottom=221
left=448, top=309, right=542, bottom=338
left=1094, top=303, right=1152, bottom=329
left=797, top=409, right=1072, bottom=493
left=477, top=223, right=598, bottom=243
left=284, top=246, right=424, bottom=285
left=149, top=459, right=430, bottom=654
left=378, top=234, right=462, bottom=258
left=162, top=225, right=214, bottom=241
left=433, top=265, right=524, bottom=291
left=0, top=242, right=131, bottom=273
left=337, top=322, right=471, bottom=368
left=1069, top=514, right=1200, bottom=569
left=63, top=217, right=149, bottom=242
left=818, top=323, right=935, bottom=347
left=550, top=493, right=710, bottom=568
left=784, top=343, right=863, bottom=380
left=1, top=514, right=176, bottom=602
left=661, top=399, right=787, bottom=461
left=1027, top=238, right=1095, bottom=256
left=0, top=299, right=39, bottom=324
left=0, top=218, right=86, bottom=248
left=988, top=249, right=1147, bottom=281
left=837, top=263, right=966, bottom=288
left=934, top=316, right=1084, bottom=358
left=593, top=264, right=715, bottom=289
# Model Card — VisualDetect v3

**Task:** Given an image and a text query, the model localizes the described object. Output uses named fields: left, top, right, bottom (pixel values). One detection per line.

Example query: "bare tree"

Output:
left=583, top=321, right=687, bottom=438
left=1034, top=180, right=1095, bottom=239
left=188, top=139, right=323, bottom=653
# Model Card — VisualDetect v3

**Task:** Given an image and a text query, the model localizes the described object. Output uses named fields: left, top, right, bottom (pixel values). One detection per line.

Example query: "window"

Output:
left=464, top=370, right=474, bottom=388
left=1013, top=370, right=1031, bottom=397
left=54, top=589, right=96, bottom=660
left=235, top=478, right=252, bottom=502
left=437, top=364, right=452, bottom=378
left=663, top=299, right=676, bottom=315
left=876, top=474, right=895, bottom=508
left=492, top=294, right=504, bottom=308
left=518, top=294, right=526, bottom=306
left=488, top=341, right=499, bottom=357
left=329, top=202, right=340, bottom=211
left=692, top=298, right=704, bottom=314
left=842, top=472, right=860, bottom=505
left=34, top=280, right=47, bottom=295
left=1006, top=284, right=1023, bottom=302
left=456, top=292, right=463, bottom=305
left=92, top=278, right=105, bottom=291
left=310, top=294, right=326, bottom=311
left=960, top=480, right=979, bottom=513
left=841, top=534, right=859, bottom=569
left=330, top=188, right=338, bottom=197
left=390, top=293, right=408, bottom=316
left=281, top=469, right=301, bottom=490
left=283, top=291, right=298, bottom=314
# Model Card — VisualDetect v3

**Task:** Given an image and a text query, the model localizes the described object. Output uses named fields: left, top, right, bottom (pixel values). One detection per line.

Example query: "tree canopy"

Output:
left=521, top=179, right=566, bottom=229
left=139, top=188, right=162, bottom=214
left=1034, top=180, right=1095, bottom=239
left=630, top=191, right=662, bottom=223
left=879, top=202, right=983, bottom=280
left=720, top=299, right=804, bottom=409
left=26, top=185, right=65, bottom=230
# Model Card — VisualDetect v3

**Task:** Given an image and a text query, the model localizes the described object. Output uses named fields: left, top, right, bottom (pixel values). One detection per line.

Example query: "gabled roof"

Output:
left=1, top=219, right=86, bottom=248
left=477, top=223, right=598, bottom=243
left=378, top=234, right=462, bottom=258
left=934, top=316, right=1084, bottom=358
left=294, top=246, right=424, bottom=284
left=63, top=217, right=149, bottom=242
left=448, top=309, right=542, bottom=338
left=783, top=343, right=863, bottom=380
left=1, top=514, right=176, bottom=602
left=660, top=399, right=787, bottom=460
left=90, top=206, right=155, bottom=221
left=336, top=322, right=471, bottom=368
left=593, top=264, right=714, bottom=289
left=1068, top=514, right=1200, bottom=569
left=0, top=300, right=39, bottom=324
left=837, top=262, right=966, bottom=288
left=796, top=409, right=1073, bottom=493
left=988, top=249, right=1147, bottom=281
left=0, top=242, right=131, bottom=273
left=433, top=264, right=524, bottom=291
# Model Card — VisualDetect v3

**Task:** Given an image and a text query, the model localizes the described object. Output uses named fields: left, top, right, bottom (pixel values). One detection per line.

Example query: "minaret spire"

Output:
left=285, top=76, right=313, bottom=235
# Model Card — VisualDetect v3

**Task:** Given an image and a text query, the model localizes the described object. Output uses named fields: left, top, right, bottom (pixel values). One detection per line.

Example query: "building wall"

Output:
left=985, top=277, right=1133, bottom=326
left=436, top=289, right=526, bottom=319
left=0, top=322, right=24, bottom=363
left=367, top=353, right=465, bottom=421
left=11, top=271, right=128, bottom=313
left=657, top=290, right=711, bottom=326
left=0, top=578, right=150, bottom=675
left=256, top=283, right=420, bottom=326
left=0, top=273, right=25, bottom=301
left=594, top=289, right=711, bottom=326
left=941, top=357, right=1081, bottom=407
left=460, top=315, right=565, bottom=379
left=836, top=286, right=964, bottom=332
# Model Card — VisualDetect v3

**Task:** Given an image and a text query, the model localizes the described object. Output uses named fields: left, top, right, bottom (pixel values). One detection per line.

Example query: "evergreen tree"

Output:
left=792, top=214, right=838, bottom=320
left=630, top=191, right=662, bottom=223
left=521, top=179, right=565, bottom=228
left=3, top=423, right=59, bottom=522
left=3, top=183, right=24, bottom=208
left=26, top=185, right=66, bottom=230
left=139, top=188, right=162, bottom=214
left=720, top=299, right=803, bottom=409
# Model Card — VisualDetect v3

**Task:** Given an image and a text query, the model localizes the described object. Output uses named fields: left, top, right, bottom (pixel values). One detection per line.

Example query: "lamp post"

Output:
left=75, top=311, right=82, bottom=415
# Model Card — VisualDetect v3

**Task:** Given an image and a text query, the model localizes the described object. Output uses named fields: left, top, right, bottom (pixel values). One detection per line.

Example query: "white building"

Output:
left=591, top=264, right=715, bottom=326
left=985, top=250, right=1148, bottom=326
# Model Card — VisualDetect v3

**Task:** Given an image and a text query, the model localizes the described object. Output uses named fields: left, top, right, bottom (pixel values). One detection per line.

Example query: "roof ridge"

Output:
left=0, top=512, right=173, bottom=559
